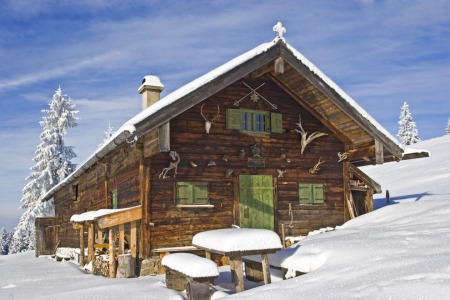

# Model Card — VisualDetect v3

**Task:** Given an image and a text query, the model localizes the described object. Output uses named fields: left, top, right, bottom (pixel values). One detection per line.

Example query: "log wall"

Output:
left=149, top=77, right=346, bottom=249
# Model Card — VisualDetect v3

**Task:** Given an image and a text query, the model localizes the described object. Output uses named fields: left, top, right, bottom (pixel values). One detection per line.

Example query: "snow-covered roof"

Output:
left=70, top=206, right=139, bottom=223
left=41, top=36, right=402, bottom=202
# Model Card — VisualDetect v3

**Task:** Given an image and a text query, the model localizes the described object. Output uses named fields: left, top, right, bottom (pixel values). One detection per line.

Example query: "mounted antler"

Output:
left=337, top=152, right=349, bottom=162
left=309, top=157, right=324, bottom=174
left=201, top=104, right=220, bottom=134
left=295, top=115, right=328, bottom=154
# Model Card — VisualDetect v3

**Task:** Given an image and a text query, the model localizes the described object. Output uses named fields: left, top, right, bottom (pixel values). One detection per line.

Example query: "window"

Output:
left=176, top=182, right=210, bottom=205
left=72, top=184, right=79, bottom=202
left=298, top=183, right=325, bottom=204
left=226, top=109, right=282, bottom=133
left=111, top=189, right=117, bottom=209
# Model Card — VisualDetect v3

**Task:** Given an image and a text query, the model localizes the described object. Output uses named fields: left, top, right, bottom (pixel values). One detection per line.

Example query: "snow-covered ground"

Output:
left=1, top=135, right=449, bottom=299
left=231, top=135, right=450, bottom=299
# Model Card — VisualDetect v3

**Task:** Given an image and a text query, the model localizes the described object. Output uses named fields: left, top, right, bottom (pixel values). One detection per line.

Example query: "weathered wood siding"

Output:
left=54, top=145, right=141, bottom=248
left=149, top=77, right=345, bottom=249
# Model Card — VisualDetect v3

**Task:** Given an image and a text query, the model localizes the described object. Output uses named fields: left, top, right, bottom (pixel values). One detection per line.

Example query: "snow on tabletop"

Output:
left=192, top=228, right=282, bottom=252
left=70, top=205, right=140, bottom=222
left=161, top=253, right=219, bottom=278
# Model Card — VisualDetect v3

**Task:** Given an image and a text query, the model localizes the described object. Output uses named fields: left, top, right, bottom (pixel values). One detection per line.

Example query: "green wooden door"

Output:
left=239, top=175, right=274, bottom=230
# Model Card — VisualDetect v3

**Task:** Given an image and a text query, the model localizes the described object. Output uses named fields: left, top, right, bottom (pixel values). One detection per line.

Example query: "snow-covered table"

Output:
left=192, top=228, right=282, bottom=293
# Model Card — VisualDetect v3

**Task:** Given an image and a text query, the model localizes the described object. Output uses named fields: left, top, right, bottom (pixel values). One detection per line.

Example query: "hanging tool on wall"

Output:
left=289, top=203, right=294, bottom=228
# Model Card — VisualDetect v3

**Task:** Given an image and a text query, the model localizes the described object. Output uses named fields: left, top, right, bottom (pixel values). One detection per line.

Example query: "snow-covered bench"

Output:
left=161, top=253, right=219, bottom=300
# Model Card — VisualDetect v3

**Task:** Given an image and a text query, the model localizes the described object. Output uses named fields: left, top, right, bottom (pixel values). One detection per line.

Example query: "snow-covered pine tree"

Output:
left=0, top=228, right=7, bottom=255
left=447, top=118, right=450, bottom=135
left=97, top=124, right=115, bottom=147
left=10, top=87, right=79, bottom=254
left=397, top=102, right=420, bottom=146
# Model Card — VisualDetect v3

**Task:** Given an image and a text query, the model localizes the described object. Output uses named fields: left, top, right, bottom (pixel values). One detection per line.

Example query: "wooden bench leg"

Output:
left=166, top=270, right=186, bottom=291
left=261, top=254, right=271, bottom=284
left=231, top=256, right=244, bottom=293
left=186, top=278, right=211, bottom=300
left=245, top=261, right=264, bottom=282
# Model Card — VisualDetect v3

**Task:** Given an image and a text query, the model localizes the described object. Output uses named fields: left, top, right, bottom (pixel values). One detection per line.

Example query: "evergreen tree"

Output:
left=397, top=102, right=420, bottom=146
left=447, top=118, right=450, bottom=135
left=97, top=123, right=115, bottom=147
left=10, top=87, right=78, bottom=253
left=0, top=228, right=7, bottom=255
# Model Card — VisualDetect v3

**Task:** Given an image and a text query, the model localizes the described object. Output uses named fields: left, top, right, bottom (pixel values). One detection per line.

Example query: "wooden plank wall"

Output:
left=54, top=145, right=141, bottom=248
left=149, top=77, right=346, bottom=249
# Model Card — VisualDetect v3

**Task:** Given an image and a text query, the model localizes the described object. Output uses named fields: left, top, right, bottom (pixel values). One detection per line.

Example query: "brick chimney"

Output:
left=138, top=75, right=164, bottom=110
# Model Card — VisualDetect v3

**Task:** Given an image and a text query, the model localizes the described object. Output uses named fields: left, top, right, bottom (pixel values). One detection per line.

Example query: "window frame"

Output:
left=298, top=182, right=326, bottom=205
left=239, top=109, right=271, bottom=133
left=175, top=182, right=210, bottom=205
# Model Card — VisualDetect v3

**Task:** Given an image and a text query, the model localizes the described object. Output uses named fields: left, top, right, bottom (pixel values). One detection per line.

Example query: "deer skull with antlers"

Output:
left=201, top=104, right=220, bottom=134
left=295, top=115, right=328, bottom=154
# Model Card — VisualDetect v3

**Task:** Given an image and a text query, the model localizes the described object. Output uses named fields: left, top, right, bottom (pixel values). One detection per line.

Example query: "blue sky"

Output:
left=0, top=0, right=449, bottom=230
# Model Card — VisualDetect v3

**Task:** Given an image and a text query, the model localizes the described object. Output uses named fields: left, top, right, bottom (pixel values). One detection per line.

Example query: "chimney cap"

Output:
left=138, top=75, right=164, bottom=94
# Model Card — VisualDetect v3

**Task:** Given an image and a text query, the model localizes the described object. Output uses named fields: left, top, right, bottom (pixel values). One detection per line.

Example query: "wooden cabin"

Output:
left=36, top=31, right=412, bottom=275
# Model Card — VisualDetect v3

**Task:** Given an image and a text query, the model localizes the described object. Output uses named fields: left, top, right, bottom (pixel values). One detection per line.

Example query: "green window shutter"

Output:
left=270, top=112, right=282, bottom=133
left=298, top=183, right=313, bottom=204
left=112, top=190, right=117, bottom=209
left=176, top=182, right=193, bottom=204
left=194, top=182, right=209, bottom=204
left=226, top=109, right=242, bottom=130
left=313, top=183, right=325, bottom=204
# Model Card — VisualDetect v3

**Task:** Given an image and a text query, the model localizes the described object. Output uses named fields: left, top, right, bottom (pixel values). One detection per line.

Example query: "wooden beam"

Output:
left=347, top=145, right=375, bottom=161
left=248, top=60, right=275, bottom=78
left=130, top=220, right=137, bottom=270
left=261, top=254, right=271, bottom=285
left=348, top=163, right=382, bottom=194
left=109, top=227, right=116, bottom=278
left=159, top=121, right=170, bottom=152
left=138, top=150, right=151, bottom=259
left=279, top=43, right=403, bottom=159
left=104, top=163, right=109, bottom=208
left=79, top=224, right=85, bottom=267
left=97, top=206, right=142, bottom=229
left=266, top=73, right=353, bottom=145
left=375, top=139, right=384, bottom=164
left=119, top=224, right=124, bottom=255
left=274, top=57, right=284, bottom=74
left=88, top=222, right=94, bottom=263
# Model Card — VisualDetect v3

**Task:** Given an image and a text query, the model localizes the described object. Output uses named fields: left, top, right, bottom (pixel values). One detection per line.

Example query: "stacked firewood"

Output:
left=92, top=255, right=110, bottom=277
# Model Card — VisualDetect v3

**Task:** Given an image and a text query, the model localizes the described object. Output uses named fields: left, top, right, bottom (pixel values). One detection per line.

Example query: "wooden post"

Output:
left=79, top=224, right=85, bottom=267
left=159, top=252, right=170, bottom=274
left=343, top=161, right=351, bottom=221
left=281, top=223, right=286, bottom=249
left=273, top=177, right=278, bottom=235
left=88, top=222, right=94, bottom=263
left=229, top=257, right=235, bottom=282
left=97, top=229, right=103, bottom=244
left=108, top=227, right=116, bottom=278
left=104, top=163, right=109, bottom=208
left=130, top=221, right=137, bottom=270
left=386, top=190, right=390, bottom=204
left=138, top=149, right=151, bottom=259
left=205, top=251, right=211, bottom=260
left=261, top=254, right=271, bottom=284
left=232, top=256, right=244, bottom=293
left=119, top=224, right=125, bottom=255
left=375, top=139, right=384, bottom=165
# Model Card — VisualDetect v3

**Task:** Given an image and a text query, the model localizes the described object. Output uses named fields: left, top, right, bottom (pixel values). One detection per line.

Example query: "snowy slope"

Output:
left=231, top=135, right=450, bottom=300
left=0, top=252, right=183, bottom=300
